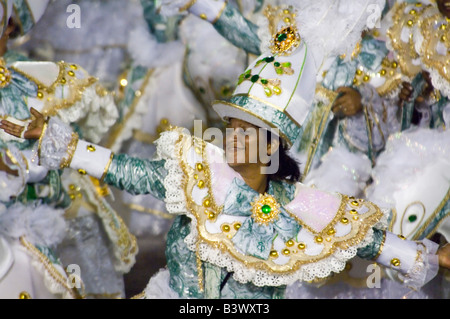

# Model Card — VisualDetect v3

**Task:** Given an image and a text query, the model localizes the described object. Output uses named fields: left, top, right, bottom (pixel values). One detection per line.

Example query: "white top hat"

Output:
left=213, top=1, right=386, bottom=148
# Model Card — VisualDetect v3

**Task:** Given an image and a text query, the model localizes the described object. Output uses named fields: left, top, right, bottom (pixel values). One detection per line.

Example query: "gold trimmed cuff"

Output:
left=69, top=140, right=113, bottom=180
left=100, top=152, right=114, bottom=183
left=60, top=132, right=79, bottom=169
left=375, top=231, right=418, bottom=274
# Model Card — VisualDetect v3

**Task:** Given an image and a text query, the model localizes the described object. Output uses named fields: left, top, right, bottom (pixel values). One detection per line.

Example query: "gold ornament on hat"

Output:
left=264, top=5, right=301, bottom=56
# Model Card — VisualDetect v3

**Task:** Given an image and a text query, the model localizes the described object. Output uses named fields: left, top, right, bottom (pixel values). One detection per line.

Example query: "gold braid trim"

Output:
left=416, top=8, right=450, bottom=83
left=19, top=236, right=84, bottom=299
left=60, top=132, right=79, bottom=169
left=85, top=176, right=138, bottom=264
left=386, top=2, right=425, bottom=78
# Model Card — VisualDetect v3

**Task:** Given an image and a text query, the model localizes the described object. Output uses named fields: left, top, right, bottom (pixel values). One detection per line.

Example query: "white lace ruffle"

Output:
left=190, top=225, right=380, bottom=287
left=428, top=69, right=450, bottom=99
left=156, top=129, right=389, bottom=286
left=399, top=238, right=440, bottom=291
left=39, top=117, right=74, bottom=170
left=155, top=129, right=189, bottom=216
left=55, top=85, right=118, bottom=144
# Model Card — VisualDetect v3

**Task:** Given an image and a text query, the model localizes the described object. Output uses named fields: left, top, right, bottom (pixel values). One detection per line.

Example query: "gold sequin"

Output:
left=286, top=240, right=294, bottom=247
left=391, top=258, right=401, bottom=267
left=203, top=198, right=211, bottom=207
left=197, top=180, right=205, bottom=188
left=19, top=291, right=31, bottom=299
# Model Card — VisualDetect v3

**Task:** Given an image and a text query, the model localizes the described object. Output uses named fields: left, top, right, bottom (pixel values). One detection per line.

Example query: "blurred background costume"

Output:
left=0, top=0, right=137, bottom=299
left=0, top=0, right=78, bottom=299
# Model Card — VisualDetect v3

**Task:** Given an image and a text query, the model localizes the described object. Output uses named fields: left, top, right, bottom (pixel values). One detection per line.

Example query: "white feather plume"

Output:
left=127, top=22, right=185, bottom=69
left=0, top=202, right=66, bottom=247
left=366, top=128, right=450, bottom=208
left=291, top=0, right=386, bottom=68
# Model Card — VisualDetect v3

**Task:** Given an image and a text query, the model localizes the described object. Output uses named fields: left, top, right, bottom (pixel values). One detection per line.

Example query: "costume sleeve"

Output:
left=357, top=229, right=439, bottom=290
left=104, top=154, right=167, bottom=200
left=38, top=117, right=168, bottom=201
left=159, top=0, right=261, bottom=55
left=193, top=0, right=261, bottom=55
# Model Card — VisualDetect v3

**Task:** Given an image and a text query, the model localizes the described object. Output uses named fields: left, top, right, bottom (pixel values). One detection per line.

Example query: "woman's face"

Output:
left=224, top=118, right=269, bottom=168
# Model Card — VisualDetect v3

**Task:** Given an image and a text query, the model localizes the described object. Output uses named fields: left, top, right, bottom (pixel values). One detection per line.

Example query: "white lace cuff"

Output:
left=39, top=117, right=113, bottom=180
left=56, top=84, right=118, bottom=144
left=69, top=140, right=113, bottom=181
left=376, top=232, right=439, bottom=290
left=39, top=117, right=77, bottom=171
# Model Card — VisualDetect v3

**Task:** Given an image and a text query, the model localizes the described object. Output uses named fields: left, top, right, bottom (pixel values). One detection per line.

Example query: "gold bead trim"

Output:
left=60, top=132, right=79, bottom=169
left=19, top=291, right=31, bottom=299
left=391, top=258, right=401, bottom=267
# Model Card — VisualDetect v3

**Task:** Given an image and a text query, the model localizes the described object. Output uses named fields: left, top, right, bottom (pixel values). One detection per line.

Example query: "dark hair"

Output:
left=267, top=132, right=301, bottom=183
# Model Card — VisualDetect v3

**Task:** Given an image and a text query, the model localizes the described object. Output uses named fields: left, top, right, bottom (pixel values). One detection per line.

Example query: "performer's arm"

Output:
left=357, top=228, right=440, bottom=290
left=159, top=0, right=261, bottom=55
left=2, top=114, right=169, bottom=201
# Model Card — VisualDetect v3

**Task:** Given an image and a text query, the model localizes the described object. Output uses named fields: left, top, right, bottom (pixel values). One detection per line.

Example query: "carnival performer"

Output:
left=0, top=0, right=137, bottom=299
left=159, top=0, right=401, bottom=199
left=384, top=0, right=450, bottom=131
left=2, top=1, right=450, bottom=299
